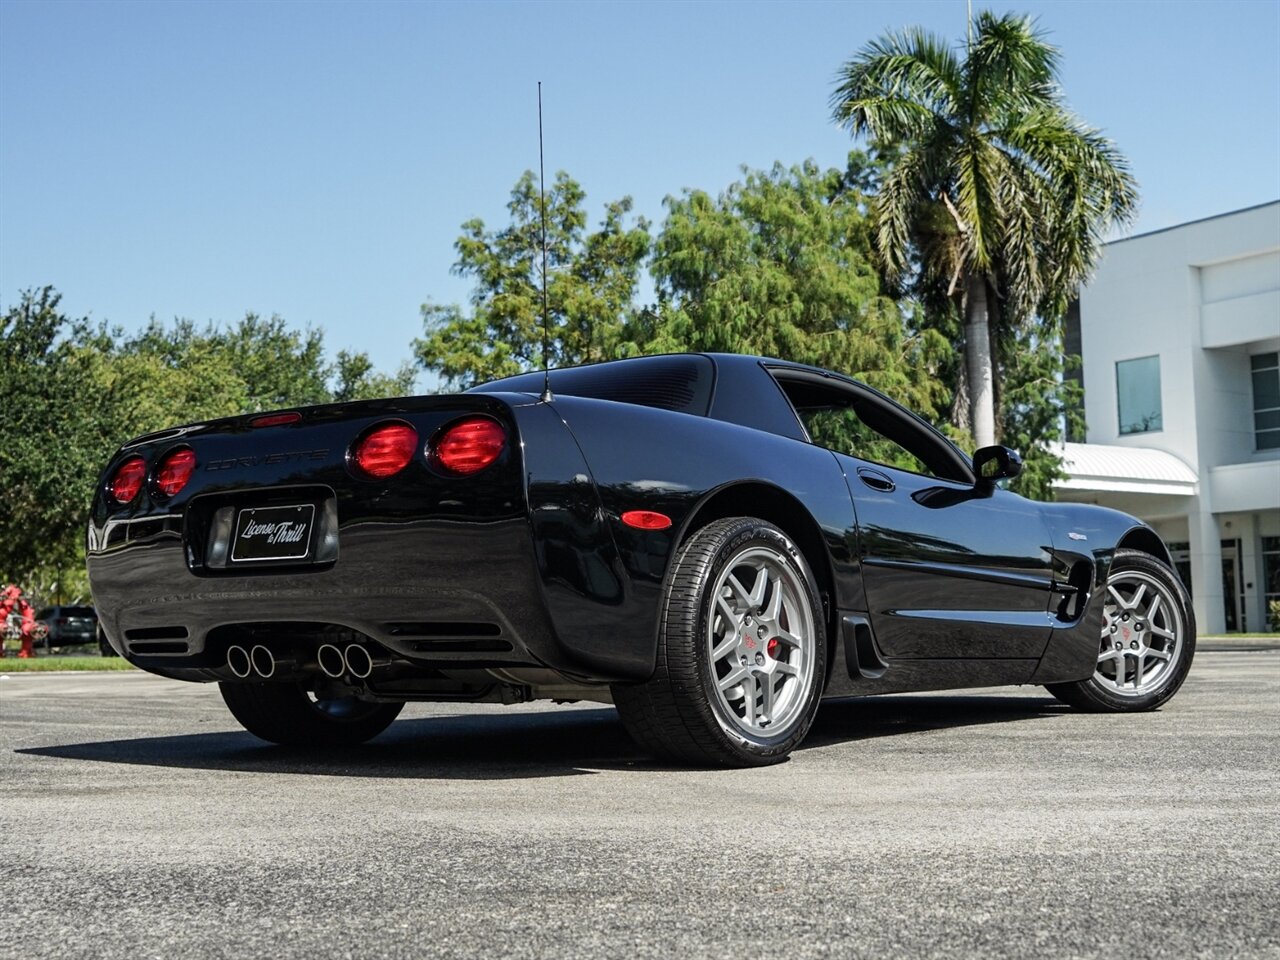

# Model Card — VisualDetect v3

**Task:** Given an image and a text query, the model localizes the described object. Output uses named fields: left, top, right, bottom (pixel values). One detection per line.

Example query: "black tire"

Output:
left=612, top=517, right=827, bottom=767
left=97, top=627, right=118, bottom=657
left=1046, top=549, right=1196, bottom=712
left=219, top=681, right=404, bottom=745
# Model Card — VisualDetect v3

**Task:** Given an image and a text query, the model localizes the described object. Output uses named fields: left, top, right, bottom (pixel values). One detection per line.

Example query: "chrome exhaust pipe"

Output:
left=343, top=644, right=378, bottom=680
left=226, top=644, right=252, bottom=679
left=317, top=643, right=346, bottom=679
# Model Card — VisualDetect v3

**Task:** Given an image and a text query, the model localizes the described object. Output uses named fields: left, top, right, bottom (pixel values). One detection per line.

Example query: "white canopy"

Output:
left=1052, top=442, right=1199, bottom=496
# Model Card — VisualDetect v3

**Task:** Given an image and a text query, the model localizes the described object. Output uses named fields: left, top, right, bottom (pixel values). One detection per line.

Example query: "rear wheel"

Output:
left=219, top=681, right=403, bottom=745
left=1046, top=549, right=1195, bottom=712
left=613, top=517, right=826, bottom=767
left=97, top=626, right=118, bottom=657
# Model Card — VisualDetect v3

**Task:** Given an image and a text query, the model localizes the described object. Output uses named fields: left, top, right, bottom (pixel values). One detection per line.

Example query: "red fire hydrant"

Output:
left=1, top=584, right=39, bottom=658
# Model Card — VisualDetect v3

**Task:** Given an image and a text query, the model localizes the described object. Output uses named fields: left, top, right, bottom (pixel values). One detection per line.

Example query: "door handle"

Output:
left=857, top=467, right=895, bottom=493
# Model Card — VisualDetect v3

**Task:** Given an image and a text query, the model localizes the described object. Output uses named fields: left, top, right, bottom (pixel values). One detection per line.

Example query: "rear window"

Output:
left=472, top=355, right=714, bottom=416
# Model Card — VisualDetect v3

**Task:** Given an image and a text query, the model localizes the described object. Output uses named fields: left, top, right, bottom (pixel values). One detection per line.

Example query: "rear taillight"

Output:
left=108, top=457, right=147, bottom=504
left=155, top=447, right=196, bottom=497
left=430, top=417, right=507, bottom=476
left=351, top=422, right=419, bottom=479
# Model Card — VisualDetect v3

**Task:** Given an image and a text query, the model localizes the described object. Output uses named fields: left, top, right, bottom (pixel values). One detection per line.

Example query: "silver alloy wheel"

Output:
left=1096, top=569, right=1184, bottom=697
left=707, top=545, right=816, bottom=738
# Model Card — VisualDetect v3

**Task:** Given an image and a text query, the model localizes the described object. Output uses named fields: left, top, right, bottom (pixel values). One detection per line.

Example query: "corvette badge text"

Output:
left=206, top=449, right=329, bottom=471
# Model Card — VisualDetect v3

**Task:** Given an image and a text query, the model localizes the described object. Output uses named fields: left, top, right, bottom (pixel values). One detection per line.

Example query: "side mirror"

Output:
left=973, top=445, right=1023, bottom=488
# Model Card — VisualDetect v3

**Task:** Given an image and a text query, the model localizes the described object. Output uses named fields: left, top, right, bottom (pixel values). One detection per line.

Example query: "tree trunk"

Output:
left=964, top=274, right=996, bottom=448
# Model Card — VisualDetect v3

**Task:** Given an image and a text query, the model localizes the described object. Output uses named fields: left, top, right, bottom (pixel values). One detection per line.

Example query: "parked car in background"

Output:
left=34, top=605, right=99, bottom=650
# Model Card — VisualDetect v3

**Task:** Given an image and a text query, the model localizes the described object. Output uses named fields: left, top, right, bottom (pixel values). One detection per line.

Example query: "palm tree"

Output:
left=831, top=12, right=1138, bottom=448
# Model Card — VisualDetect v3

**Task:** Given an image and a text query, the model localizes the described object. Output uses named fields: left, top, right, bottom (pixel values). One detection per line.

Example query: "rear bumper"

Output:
left=88, top=516, right=600, bottom=681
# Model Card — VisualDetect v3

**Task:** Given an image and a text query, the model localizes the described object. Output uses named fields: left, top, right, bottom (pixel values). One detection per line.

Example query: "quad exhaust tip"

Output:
left=344, top=644, right=374, bottom=679
left=317, top=643, right=380, bottom=680
left=317, top=643, right=346, bottom=679
left=249, top=644, right=277, bottom=679
left=237, top=641, right=380, bottom=681
left=228, top=644, right=297, bottom=679
left=226, top=644, right=252, bottom=679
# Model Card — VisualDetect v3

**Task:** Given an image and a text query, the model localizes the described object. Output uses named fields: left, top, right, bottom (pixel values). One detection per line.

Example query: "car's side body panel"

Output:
left=833, top=456, right=1057, bottom=660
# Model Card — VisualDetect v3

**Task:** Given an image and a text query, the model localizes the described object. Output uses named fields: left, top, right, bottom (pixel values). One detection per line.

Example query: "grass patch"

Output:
left=0, top=656, right=136, bottom=672
left=1200, top=633, right=1278, bottom=640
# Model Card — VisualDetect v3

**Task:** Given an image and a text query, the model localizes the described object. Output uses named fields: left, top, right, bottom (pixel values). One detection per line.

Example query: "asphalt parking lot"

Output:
left=2, top=647, right=1277, bottom=960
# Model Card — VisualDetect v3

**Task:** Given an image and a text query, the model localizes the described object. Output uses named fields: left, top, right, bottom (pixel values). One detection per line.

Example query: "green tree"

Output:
left=413, top=171, right=651, bottom=389
left=648, top=154, right=969, bottom=466
left=636, top=155, right=955, bottom=456
left=0, top=288, right=103, bottom=581
left=830, top=11, right=1138, bottom=450
left=332, top=350, right=417, bottom=402
left=124, top=313, right=331, bottom=412
left=1, top=288, right=412, bottom=588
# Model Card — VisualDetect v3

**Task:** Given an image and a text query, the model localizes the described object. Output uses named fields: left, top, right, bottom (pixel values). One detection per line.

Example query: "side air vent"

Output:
left=841, top=615, right=888, bottom=680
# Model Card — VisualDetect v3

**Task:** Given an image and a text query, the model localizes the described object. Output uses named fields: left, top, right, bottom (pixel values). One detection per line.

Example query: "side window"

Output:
left=801, top=406, right=932, bottom=476
left=775, top=375, right=968, bottom=482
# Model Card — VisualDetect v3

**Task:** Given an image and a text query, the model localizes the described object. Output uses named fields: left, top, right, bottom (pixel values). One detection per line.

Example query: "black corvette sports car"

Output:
left=87, top=353, right=1195, bottom=766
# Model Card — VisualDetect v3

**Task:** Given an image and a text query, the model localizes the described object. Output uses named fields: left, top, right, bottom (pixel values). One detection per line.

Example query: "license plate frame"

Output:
left=230, top=503, right=316, bottom=564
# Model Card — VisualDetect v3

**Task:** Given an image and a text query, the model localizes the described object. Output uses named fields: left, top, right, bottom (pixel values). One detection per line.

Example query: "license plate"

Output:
left=230, top=504, right=315, bottom=563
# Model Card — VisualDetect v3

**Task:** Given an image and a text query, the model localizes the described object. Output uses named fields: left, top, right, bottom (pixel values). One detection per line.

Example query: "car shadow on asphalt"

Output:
left=16, top=692, right=1068, bottom=780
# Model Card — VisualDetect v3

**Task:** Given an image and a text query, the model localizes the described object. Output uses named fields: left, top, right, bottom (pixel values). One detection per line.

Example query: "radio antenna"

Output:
left=537, top=81, right=553, bottom=403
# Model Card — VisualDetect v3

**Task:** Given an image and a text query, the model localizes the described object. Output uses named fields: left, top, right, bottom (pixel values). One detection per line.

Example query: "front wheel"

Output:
left=1046, top=549, right=1196, bottom=712
left=613, top=517, right=827, bottom=767
left=219, top=681, right=404, bottom=745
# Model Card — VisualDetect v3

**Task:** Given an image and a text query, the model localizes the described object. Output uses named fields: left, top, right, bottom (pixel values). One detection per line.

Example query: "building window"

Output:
left=1117, top=355, right=1163, bottom=435
left=1264, top=536, right=1280, bottom=630
left=1251, top=352, right=1280, bottom=451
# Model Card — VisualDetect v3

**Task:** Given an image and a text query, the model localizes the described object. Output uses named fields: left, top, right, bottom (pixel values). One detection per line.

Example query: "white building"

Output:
left=1056, top=201, right=1280, bottom=635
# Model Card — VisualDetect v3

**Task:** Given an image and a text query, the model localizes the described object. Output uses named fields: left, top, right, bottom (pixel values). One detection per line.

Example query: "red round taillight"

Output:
left=108, top=456, right=147, bottom=505
left=351, top=422, right=419, bottom=479
left=154, top=447, right=196, bottom=497
left=430, top=417, right=507, bottom=476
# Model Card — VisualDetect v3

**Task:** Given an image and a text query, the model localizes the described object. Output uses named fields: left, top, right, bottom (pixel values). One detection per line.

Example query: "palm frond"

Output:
left=967, top=12, right=1061, bottom=124
left=952, top=136, right=1005, bottom=271
left=831, top=26, right=963, bottom=139
left=873, top=147, right=931, bottom=282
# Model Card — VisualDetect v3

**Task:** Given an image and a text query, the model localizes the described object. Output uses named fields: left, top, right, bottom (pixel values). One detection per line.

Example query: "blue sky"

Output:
left=2, top=0, right=1278, bottom=382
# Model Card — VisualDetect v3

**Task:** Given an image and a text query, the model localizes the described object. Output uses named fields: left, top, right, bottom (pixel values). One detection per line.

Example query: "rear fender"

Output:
left=550, top=395, right=859, bottom=681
